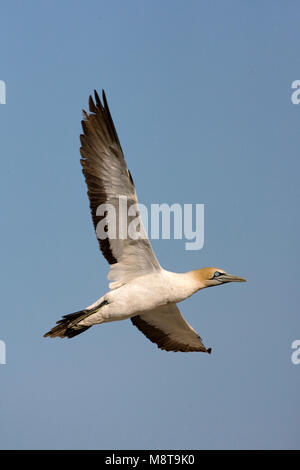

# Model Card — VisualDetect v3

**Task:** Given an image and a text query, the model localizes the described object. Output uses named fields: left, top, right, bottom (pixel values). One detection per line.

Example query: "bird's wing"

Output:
left=80, top=90, right=161, bottom=289
left=131, top=304, right=211, bottom=353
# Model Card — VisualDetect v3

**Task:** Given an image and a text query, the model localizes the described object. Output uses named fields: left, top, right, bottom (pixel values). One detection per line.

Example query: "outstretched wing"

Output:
left=80, top=90, right=161, bottom=289
left=131, top=304, right=211, bottom=353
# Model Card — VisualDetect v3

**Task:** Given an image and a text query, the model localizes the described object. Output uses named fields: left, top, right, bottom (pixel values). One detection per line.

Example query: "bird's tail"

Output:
left=44, top=300, right=108, bottom=339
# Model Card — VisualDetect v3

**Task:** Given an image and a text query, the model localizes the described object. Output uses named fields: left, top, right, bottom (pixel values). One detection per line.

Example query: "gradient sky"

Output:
left=0, top=0, right=299, bottom=450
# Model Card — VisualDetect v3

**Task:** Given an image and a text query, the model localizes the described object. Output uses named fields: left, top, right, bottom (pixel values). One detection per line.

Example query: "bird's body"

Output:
left=44, top=90, right=246, bottom=353
left=79, top=270, right=204, bottom=326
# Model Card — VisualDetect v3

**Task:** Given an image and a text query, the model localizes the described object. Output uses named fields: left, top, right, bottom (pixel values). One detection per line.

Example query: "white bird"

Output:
left=44, top=90, right=246, bottom=353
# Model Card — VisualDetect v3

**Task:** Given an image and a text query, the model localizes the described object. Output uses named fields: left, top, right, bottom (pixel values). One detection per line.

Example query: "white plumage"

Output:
left=44, top=90, right=246, bottom=353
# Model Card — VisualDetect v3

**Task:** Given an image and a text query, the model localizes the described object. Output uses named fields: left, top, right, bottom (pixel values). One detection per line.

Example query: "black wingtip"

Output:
left=94, top=89, right=101, bottom=107
left=207, top=348, right=212, bottom=354
left=89, top=95, right=97, bottom=113
left=102, top=89, right=108, bottom=108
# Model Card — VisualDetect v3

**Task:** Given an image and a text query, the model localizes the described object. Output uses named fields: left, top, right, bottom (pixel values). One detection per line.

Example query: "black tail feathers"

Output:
left=43, top=310, right=91, bottom=338
left=44, top=300, right=108, bottom=339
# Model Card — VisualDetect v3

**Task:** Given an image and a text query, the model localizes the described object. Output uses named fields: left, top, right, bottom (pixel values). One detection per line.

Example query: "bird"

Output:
left=44, top=90, right=246, bottom=353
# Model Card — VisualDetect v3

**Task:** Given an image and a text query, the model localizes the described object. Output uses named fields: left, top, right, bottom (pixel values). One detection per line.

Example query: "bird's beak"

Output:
left=219, top=273, right=247, bottom=283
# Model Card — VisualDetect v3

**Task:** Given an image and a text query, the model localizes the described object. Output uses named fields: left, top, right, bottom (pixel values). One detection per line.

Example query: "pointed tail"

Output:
left=44, top=300, right=108, bottom=339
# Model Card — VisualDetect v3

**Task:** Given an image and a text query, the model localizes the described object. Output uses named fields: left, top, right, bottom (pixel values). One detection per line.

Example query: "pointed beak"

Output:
left=220, top=273, right=247, bottom=283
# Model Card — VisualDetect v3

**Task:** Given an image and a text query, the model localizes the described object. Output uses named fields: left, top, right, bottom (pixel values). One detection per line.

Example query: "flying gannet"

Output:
left=44, top=90, right=246, bottom=353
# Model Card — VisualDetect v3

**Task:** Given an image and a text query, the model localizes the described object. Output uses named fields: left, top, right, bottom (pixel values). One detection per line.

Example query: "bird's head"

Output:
left=191, top=267, right=246, bottom=289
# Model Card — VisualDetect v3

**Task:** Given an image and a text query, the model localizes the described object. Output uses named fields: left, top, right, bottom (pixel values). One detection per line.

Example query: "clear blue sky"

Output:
left=0, top=0, right=299, bottom=450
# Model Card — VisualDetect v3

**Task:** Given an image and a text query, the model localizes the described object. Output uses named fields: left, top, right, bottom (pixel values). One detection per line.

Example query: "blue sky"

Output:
left=0, top=0, right=299, bottom=449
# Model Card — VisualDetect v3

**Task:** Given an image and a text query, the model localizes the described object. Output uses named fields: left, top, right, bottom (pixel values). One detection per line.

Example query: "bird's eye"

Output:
left=213, top=271, right=222, bottom=278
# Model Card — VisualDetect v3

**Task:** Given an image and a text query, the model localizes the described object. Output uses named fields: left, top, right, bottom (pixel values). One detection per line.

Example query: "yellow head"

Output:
left=191, top=267, right=246, bottom=289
